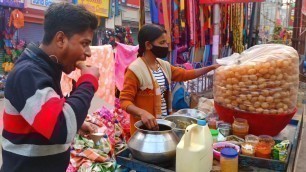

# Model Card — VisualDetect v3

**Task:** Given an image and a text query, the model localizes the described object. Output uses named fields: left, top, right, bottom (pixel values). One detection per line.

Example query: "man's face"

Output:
left=61, top=29, right=94, bottom=74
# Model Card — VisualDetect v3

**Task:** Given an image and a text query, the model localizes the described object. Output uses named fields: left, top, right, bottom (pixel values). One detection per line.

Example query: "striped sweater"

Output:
left=1, top=43, right=98, bottom=172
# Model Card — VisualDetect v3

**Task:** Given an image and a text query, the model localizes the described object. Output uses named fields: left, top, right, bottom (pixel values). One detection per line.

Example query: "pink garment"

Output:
left=115, top=42, right=138, bottom=91
left=157, top=0, right=164, bottom=25
left=61, top=45, right=115, bottom=105
left=183, top=63, right=194, bottom=70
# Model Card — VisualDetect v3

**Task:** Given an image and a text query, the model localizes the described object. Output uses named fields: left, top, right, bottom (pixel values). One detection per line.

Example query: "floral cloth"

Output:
left=61, top=45, right=115, bottom=105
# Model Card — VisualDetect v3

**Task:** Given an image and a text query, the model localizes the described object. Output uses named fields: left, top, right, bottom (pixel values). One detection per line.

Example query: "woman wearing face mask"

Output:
left=120, top=24, right=220, bottom=135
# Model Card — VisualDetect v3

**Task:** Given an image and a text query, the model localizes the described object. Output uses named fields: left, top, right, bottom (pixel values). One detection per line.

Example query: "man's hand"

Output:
left=76, top=61, right=100, bottom=79
left=78, top=121, right=98, bottom=138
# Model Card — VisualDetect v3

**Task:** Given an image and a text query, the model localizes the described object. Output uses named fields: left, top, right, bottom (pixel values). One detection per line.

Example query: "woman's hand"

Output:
left=139, top=110, right=159, bottom=131
left=211, top=64, right=221, bottom=70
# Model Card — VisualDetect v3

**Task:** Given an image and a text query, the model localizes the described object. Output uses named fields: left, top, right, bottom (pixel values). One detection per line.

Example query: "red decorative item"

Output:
left=214, top=102, right=297, bottom=136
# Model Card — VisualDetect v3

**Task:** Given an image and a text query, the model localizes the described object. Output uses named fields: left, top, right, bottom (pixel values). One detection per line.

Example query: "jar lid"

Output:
left=210, top=129, right=219, bottom=136
left=221, top=148, right=238, bottom=158
left=198, top=120, right=207, bottom=126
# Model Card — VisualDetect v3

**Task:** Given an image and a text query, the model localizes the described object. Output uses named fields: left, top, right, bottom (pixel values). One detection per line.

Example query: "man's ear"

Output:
left=54, top=31, right=67, bottom=48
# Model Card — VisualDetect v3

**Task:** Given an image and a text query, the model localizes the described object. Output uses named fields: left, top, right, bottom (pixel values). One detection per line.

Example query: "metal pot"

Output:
left=164, top=115, right=197, bottom=140
left=175, top=108, right=208, bottom=119
left=128, top=119, right=179, bottom=164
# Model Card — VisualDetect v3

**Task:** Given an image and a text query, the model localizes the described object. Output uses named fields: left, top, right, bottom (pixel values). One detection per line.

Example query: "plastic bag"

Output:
left=214, top=44, right=299, bottom=114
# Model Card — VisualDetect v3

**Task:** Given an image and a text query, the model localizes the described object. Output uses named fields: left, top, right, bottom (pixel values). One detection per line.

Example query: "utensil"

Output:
left=164, top=115, right=197, bottom=140
left=175, top=108, right=208, bottom=119
left=128, top=119, right=179, bottom=164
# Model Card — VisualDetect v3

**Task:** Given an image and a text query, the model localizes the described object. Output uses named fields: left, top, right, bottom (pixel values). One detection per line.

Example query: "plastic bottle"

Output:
left=176, top=120, right=213, bottom=172
left=220, top=148, right=238, bottom=172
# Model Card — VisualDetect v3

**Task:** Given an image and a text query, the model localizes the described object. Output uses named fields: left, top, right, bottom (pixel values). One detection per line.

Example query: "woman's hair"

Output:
left=137, top=24, right=166, bottom=57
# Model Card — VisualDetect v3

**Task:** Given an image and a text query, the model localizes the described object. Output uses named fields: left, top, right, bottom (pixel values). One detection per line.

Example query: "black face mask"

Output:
left=151, top=45, right=169, bottom=58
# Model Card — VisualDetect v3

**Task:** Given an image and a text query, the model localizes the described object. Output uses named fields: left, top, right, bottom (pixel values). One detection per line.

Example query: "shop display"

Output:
left=214, top=44, right=299, bottom=114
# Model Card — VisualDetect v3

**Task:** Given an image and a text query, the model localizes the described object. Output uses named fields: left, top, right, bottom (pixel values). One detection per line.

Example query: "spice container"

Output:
left=207, top=115, right=219, bottom=129
left=232, top=118, right=249, bottom=139
left=218, top=123, right=232, bottom=137
left=245, top=134, right=259, bottom=144
left=210, top=129, right=219, bottom=143
left=255, top=142, right=272, bottom=159
left=241, top=143, right=256, bottom=156
left=258, top=135, right=275, bottom=147
left=220, top=148, right=238, bottom=172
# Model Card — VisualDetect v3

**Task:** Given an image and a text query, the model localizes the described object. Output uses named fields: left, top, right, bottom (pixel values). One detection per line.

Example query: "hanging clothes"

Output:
left=157, top=0, right=164, bottom=25
left=172, top=0, right=180, bottom=44
left=149, top=0, right=159, bottom=24
left=162, top=0, right=171, bottom=47
left=115, top=42, right=138, bottom=91
left=61, top=46, right=116, bottom=105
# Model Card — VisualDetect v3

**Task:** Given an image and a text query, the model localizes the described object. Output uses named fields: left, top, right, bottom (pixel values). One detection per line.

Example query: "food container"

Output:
left=255, top=142, right=272, bottom=159
left=175, top=108, right=208, bottom=119
left=232, top=118, right=249, bottom=139
left=245, top=134, right=259, bottom=144
left=218, top=123, right=232, bottom=137
left=128, top=119, right=179, bottom=164
left=258, top=135, right=275, bottom=147
left=241, top=143, right=256, bottom=156
left=207, top=115, right=219, bottom=129
left=210, top=129, right=219, bottom=143
left=213, top=142, right=240, bottom=161
left=220, top=148, right=238, bottom=172
left=225, top=135, right=245, bottom=145
left=214, top=44, right=299, bottom=115
left=164, top=115, right=197, bottom=140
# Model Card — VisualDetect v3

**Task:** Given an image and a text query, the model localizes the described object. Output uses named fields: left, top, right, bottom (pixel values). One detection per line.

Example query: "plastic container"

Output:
left=255, top=142, right=272, bottom=159
left=213, top=142, right=240, bottom=161
left=241, top=143, right=256, bottom=156
left=210, top=129, right=219, bottom=143
left=220, top=148, right=238, bottom=172
left=245, top=134, right=259, bottom=144
left=207, top=115, right=219, bottom=129
left=176, top=120, right=213, bottom=172
left=215, top=101, right=297, bottom=136
left=258, top=135, right=275, bottom=147
left=232, top=118, right=249, bottom=139
left=218, top=123, right=232, bottom=137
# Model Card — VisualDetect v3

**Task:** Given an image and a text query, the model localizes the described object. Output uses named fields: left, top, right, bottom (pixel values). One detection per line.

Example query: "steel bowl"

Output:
left=128, top=119, right=179, bottom=164
left=175, top=108, right=208, bottom=119
left=164, top=115, right=197, bottom=140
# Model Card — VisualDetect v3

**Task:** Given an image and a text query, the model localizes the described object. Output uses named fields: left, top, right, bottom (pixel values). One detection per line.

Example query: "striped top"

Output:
left=1, top=43, right=98, bottom=172
left=152, top=67, right=168, bottom=116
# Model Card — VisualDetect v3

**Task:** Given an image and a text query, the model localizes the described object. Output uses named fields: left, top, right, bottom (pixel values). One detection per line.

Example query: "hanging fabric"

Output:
left=149, top=0, right=159, bottom=24
left=162, top=0, right=172, bottom=49
left=199, top=5, right=205, bottom=46
left=9, top=9, right=24, bottom=29
left=157, top=0, right=164, bottom=25
left=115, top=0, right=120, bottom=16
left=172, top=0, right=180, bottom=44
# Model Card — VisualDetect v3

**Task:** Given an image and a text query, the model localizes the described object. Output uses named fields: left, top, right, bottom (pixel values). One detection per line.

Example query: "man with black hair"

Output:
left=1, top=3, right=100, bottom=172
